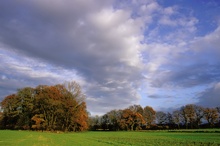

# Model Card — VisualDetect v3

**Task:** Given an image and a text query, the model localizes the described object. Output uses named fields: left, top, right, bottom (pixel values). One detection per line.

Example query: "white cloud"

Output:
left=191, top=25, right=220, bottom=56
left=158, top=10, right=198, bottom=32
left=0, top=47, right=85, bottom=98
left=140, top=1, right=160, bottom=15
left=87, top=7, right=144, bottom=67
left=163, top=6, right=176, bottom=15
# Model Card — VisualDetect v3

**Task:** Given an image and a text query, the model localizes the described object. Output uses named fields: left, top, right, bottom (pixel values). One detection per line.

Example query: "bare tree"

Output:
left=172, top=110, right=183, bottom=129
left=156, top=111, right=167, bottom=125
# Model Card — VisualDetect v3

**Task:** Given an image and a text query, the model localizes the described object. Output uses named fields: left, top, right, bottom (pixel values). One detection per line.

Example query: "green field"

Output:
left=0, top=130, right=220, bottom=146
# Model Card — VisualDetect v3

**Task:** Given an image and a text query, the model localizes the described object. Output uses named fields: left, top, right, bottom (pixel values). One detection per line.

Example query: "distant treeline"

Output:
left=88, top=104, right=220, bottom=131
left=0, top=81, right=220, bottom=132
left=0, top=81, right=88, bottom=132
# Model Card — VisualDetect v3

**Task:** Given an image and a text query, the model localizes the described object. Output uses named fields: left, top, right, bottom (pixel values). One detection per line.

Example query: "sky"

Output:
left=0, top=0, right=220, bottom=115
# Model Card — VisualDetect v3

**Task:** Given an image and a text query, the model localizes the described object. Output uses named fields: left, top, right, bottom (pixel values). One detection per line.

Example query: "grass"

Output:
left=0, top=129, right=220, bottom=146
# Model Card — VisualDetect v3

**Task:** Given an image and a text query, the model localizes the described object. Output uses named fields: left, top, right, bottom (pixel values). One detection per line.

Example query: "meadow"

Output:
left=0, top=129, right=220, bottom=146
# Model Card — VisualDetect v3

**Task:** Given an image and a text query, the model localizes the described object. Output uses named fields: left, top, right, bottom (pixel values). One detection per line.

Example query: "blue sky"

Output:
left=0, top=0, right=220, bottom=115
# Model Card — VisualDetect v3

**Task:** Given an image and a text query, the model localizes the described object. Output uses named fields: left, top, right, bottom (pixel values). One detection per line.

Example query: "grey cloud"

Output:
left=197, top=82, right=220, bottom=107
left=0, top=0, right=145, bottom=114
left=148, top=94, right=172, bottom=99
left=85, top=79, right=141, bottom=114
left=151, top=63, right=220, bottom=88
left=0, top=0, right=143, bottom=77
left=148, top=95, right=160, bottom=99
left=0, top=62, right=62, bottom=100
left=191, top=26, right=220, bottom=58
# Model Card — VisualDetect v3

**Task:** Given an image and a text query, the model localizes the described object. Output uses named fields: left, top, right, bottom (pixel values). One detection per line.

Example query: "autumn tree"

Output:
left=33, top=85, right=64, bottom=130
left=143, top=106, right=156, bottom=128
left=1, top=94, right=20, bottom=129
left=119, top=108, right=145, bottom=131
left=182, top=104, right=197, bottom=128
left=129, top=105, right=144, bottom=115
left=128, top=105, right=145, bottom=130
left=31, top=114, right=45, bottom=131
left=69, top=101, right=88, bottom=131
left=0, top=81, right=88, bottom=132
left=203, top=107, right=218, bottom=127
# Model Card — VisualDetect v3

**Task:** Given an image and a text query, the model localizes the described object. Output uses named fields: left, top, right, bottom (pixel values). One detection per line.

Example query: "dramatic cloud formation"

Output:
left=0, top=0, right=220, bottom=115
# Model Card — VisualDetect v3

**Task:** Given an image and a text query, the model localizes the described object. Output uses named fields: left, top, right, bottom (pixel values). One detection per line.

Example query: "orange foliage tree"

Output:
left=0, top=81, right=88, bottom=132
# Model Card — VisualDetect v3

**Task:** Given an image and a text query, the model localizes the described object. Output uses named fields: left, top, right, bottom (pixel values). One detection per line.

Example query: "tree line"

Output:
left=0, top=81, right=88, bottom=132
left=0, top=81, right=219, bottom=132
left=89, top=104, right=220, bottom=131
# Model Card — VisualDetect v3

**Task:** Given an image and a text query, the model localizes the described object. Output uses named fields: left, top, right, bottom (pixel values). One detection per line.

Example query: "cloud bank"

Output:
left=0, top=0, right=220, bottom=114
